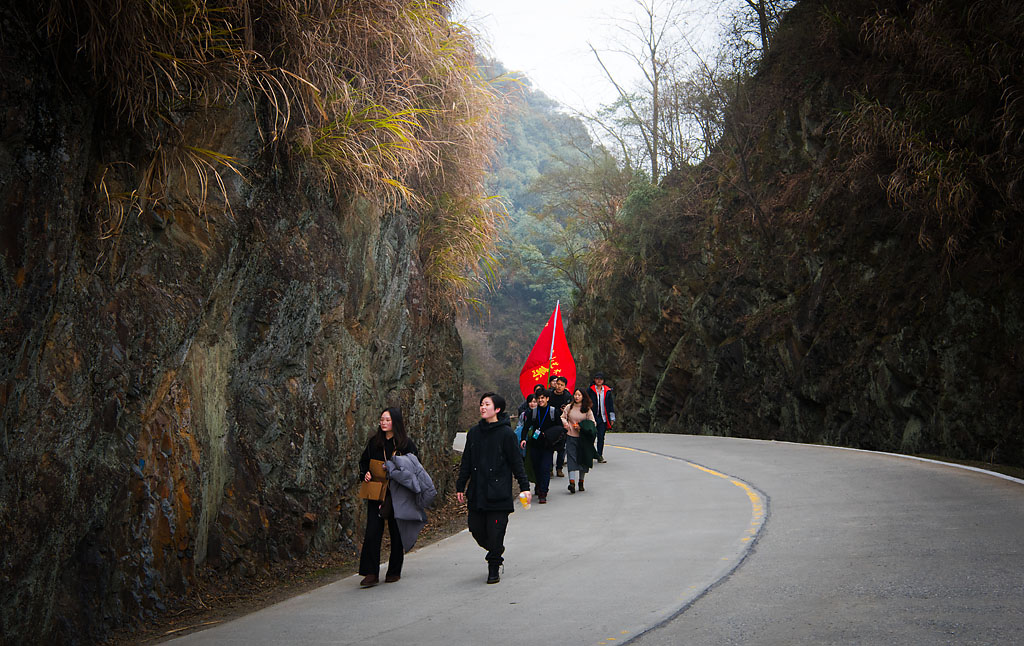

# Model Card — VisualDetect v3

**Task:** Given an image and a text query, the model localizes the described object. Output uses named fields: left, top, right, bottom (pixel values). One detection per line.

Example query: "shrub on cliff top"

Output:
left=836, top=0, right=1024, bottom=268
left=39, top=0, right=501, bottom=311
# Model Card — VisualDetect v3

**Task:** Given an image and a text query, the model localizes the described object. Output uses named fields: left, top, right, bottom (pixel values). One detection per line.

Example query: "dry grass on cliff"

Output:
left=41, top=0, right=504, bottom=310
left=833, top=0, right=1024, bottom=268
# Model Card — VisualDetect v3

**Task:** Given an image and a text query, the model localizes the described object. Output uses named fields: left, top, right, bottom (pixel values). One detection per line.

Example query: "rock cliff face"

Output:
left=0, top=13, right=461, bottom=646
left=568, top=0, right=1023, bottom=469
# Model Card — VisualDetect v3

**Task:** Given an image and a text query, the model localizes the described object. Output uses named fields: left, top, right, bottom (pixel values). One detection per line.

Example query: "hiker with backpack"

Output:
left=521, top=389, right=564, bottom=504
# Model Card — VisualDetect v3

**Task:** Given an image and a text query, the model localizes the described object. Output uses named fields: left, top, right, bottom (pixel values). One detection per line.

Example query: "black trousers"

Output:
left=529, top=447, right=553, bottom=495
left=359, top=499, right=404, bottom=577
left=596, top=419, right=608, bottom=457
left=467, top=508, right=510, bottom=565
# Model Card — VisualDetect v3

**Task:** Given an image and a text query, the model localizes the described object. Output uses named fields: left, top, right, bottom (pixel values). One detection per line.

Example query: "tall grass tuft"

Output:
left=838, top=0, right=1024, bottom=267
left=39, top=0, right=503, bottom=310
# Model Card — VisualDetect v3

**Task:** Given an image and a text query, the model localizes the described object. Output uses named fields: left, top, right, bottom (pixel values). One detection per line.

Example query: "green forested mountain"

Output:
left=459, top=61, right=601, bottom=417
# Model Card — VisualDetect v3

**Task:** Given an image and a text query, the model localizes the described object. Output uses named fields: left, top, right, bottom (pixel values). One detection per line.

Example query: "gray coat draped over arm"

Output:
left=386, top=453, right=436, bottom=552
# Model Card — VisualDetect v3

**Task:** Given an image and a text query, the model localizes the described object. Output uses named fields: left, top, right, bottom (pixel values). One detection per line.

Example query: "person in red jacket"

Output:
left=588, top=373, right=615, bottom=463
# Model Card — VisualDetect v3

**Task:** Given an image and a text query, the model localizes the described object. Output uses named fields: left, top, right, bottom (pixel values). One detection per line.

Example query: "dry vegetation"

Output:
left=40, top=0, right=504, bottom=311
left=834, top=0, right=1024, bottom=267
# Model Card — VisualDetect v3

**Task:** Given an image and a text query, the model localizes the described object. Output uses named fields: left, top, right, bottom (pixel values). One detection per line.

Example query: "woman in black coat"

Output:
left=456, top=392, right=531, bottom=583
left=357, top=406, right=418, bottom=588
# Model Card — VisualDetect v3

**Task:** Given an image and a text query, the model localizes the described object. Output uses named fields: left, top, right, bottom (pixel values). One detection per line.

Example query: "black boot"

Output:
left=487, top=562, right=501, bottom=584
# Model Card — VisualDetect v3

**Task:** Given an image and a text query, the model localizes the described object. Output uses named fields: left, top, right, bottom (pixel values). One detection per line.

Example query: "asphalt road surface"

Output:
left=162, top=433, right=1024, bottom=645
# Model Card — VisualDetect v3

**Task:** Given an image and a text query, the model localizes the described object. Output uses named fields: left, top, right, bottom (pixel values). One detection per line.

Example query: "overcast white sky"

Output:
left=452, top=0, right=728, bottom=115
left=453, top=0, right=647, bottom=114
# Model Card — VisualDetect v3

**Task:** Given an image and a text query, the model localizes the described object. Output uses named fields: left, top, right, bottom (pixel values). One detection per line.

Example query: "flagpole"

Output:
left=519, top=299, right=575, bottom=397
left=548, top=300, right=559, bottom=378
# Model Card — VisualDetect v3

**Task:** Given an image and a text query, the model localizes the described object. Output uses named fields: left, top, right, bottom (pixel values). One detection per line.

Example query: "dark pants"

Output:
left=530, top=446, right=553, bottom=494
left=556, top=444, right=565, bottom=470
left=359, top=499, right=404, bottom=577
left=467, top=508, right=510, bottom=564
left=596, top=420, right=608, bottom=457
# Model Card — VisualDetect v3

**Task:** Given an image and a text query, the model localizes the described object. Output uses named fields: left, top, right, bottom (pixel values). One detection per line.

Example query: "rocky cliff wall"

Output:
left=568, top=0, right=1023, bottom=469
left=0, top=14, right=462, bottom=646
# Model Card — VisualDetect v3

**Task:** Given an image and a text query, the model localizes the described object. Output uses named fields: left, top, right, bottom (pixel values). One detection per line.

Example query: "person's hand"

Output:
left=456, top=492, right=466, bottom=504
left=364, top=471, right=372, bottom=482
left=520, top=440, right=527, bottom=450
left=524, top=491, right=533, bottom=504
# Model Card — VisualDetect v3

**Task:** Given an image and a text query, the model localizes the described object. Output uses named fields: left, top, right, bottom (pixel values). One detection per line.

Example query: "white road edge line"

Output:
left=770, top=439, right=1024, bottom=486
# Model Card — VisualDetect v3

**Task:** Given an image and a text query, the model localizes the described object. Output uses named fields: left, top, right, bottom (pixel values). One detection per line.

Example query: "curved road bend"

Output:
left=620, top=433, right=1024, bottom=646
left=161, top=433, right=1023, bottom=645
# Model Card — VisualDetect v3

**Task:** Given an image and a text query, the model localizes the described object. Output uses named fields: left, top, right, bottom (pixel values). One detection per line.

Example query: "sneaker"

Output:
left=359, top=574, right=379, bottom=588
left=487, top=563, right=501, bottom=584
left=538, top=494, right=547, bottom=504
left=597, top=456, right=607, bottom=463
left=568, top=480, right=575, bottom=494
left=578, top=480, right=585, bottom=492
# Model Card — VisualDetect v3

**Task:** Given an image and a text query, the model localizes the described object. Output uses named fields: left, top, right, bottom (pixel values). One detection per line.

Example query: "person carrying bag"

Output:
left=358, top=457, right=389, bottom=502
left=356, top=407, right=418, bottom=588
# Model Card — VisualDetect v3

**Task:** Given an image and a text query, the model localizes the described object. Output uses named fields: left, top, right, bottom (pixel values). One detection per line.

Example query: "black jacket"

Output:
left=524, top=405, right=564, bottom=450
left=547, top=389, right=572, bottom=416
left=516, top=399, right=530, bottom=417
left=358, top=434, right=418, bottom=482
left=456, top=413, right=530, bottom=511
left=588, top=383, right=615, bottom=426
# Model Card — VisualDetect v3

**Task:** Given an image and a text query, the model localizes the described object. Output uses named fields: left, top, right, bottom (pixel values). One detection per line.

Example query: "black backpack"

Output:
left=539, top=409, right=565, bottom=448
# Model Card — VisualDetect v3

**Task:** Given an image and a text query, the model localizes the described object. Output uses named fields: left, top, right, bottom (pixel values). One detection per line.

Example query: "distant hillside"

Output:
left=460, top=62, right=596, bottom=415
left=567, top=0, right=1024, bottom=469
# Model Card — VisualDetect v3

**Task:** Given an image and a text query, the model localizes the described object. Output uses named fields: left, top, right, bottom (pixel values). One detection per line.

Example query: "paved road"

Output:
left=623, top=434, right=1024, bottom=646
left=163, top=434, right=1024, bottom=645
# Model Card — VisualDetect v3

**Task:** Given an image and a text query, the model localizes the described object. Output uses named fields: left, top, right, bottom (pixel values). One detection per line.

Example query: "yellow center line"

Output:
left=600, top=443, right=768, bottom=645
left=607, top=443, right=767, bottom=538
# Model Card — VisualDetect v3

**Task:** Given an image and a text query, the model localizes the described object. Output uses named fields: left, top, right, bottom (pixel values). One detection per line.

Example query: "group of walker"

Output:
left=355, top=373, right=615, bottom=586
left=515, top=372, right=616, bottom=504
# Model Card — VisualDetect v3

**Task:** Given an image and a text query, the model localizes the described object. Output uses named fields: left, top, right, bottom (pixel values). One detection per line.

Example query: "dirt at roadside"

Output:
left=106, top=464, right=468, bottom=645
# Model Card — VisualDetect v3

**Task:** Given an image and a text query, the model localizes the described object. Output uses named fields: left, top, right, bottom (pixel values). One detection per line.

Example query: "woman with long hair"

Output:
left=357, top=406, right=418, bottom=587
left=560, top=388, right=596, bottom=493
left=516, top=393, right=536, bottom=457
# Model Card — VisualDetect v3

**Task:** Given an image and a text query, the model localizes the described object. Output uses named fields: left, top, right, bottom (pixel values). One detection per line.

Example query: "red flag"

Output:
left=518, top=302, right=576, bottom=398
